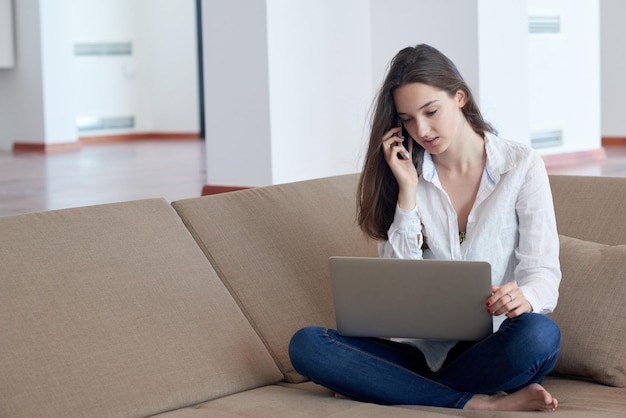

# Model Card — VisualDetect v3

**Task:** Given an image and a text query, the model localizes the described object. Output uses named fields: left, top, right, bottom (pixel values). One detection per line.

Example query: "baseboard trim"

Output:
left=201, top=185, right=250, bottom=196
left=541, top=148, right=607, bottom=168
left=12, top=132, right=200, bottom=153
left=13, top=142, right=82, bottom=153
left=602, top=136, right=626, bottom=146
left=79, top=132, right=200, bottom=144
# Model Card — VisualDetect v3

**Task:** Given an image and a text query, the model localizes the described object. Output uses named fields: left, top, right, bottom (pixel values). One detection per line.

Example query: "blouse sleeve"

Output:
left=378, top=204, right=425, bottom=259
left=514, top=156, right=561, bottom=314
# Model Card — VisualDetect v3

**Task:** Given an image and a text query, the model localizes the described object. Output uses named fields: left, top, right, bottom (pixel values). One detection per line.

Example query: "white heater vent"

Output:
left=74, top=42, right=132, bottom=56
left=531, top=129, right=563, bottom=149
left=529, top=15, right=561, bottom=34
left=76, top=116, right=135, bottom=132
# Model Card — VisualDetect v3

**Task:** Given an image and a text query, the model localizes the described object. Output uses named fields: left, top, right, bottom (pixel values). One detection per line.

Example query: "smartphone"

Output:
left=395, top=117, right=410, bottom=160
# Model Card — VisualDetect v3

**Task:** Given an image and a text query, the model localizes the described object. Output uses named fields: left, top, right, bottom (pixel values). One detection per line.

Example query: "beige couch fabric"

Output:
left=154, top=384, right=458, bottom=418
left=173, top=175, right=378, bottom=382
left=0, top=200, right=282, bottom=418
left=549, top=235, right=626, bottom=387
left=549, top=175, right=626, bottom=246
left=150, top=377, right=626, bottom=418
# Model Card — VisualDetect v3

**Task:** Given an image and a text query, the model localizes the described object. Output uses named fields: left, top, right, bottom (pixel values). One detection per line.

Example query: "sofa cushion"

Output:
left=154, top=384, right=456, bottom=418
left=549, top=175, right=626, bottom=246
left=549, top=235, right=626, bottom=387
left=0, top=199, right=282, bottom=418
left=173, top=174, right=378, bottom=383
left=152, top=378, right=626, bottom=418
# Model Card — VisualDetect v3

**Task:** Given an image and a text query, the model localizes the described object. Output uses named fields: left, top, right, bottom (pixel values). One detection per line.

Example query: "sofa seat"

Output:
left=154, top=384, right=461, bottom=418
left=153, top=377, right=626, bottom=418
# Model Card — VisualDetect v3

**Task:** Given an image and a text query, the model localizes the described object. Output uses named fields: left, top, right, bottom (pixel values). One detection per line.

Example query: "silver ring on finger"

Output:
left=506, top=293, right=514, bottom=302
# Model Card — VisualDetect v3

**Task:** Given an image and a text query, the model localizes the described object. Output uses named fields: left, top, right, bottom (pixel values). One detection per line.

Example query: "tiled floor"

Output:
left=0, top=141, right=625, bottom=217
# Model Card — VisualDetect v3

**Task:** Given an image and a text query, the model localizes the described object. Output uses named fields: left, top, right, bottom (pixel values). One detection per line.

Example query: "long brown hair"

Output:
left=357, top=44, right=495, bottom=240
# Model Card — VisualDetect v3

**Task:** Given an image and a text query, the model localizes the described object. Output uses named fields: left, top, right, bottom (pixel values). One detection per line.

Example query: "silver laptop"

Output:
left=329, top=256, right=493, bottom=341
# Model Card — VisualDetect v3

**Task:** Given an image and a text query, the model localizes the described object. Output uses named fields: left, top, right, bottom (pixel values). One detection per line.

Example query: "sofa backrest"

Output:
left=173, top=173, right=626, bottom=386
left=0, top=199, right=282, bottom=418
left=173, top=174, right=378, bottom=383
left=549, top=175, right=626, bottom=245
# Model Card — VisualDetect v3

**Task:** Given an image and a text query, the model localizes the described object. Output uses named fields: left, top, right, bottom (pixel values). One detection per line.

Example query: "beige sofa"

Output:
left=1, top=174, right=625, bottom=418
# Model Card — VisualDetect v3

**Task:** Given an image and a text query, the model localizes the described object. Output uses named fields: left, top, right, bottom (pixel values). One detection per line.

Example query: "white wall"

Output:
left=0, top=0, right=15, bottom=68
left=266, top=0, right=372, bottom=184
left=0, top=0, right=52, bottom=150
left=478, top=0, right=530, bottom=144
left=203, top=0, right=372, bottom=187
left=64, top=0, right=198, bottom=136
left=63, top=0, right=138, bottom=133
left=136, top=0, right=198, bottom=132
left=202, top=0, right=273, bottom=186
left=1, top=0, right=608, bottom=161
left=370, top=0, right=480, bottom=97
left=528, top=0, right=601, bottom=154
left=40, top=0, right=78, bottom=144
left=0, top=0, right=198, bottom=150
left=600, top=0, right=626, bottom=137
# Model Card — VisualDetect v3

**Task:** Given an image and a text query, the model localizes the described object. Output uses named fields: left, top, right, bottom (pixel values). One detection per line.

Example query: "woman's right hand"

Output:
left=382, top=127, right=418, bottom=210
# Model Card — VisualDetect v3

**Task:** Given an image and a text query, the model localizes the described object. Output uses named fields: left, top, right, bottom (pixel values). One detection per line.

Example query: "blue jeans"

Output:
left=288, top=313, right=560, bottom=408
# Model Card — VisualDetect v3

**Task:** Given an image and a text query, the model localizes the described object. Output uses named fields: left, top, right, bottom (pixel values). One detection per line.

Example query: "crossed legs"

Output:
left=288, top=313, right=560, bottom=411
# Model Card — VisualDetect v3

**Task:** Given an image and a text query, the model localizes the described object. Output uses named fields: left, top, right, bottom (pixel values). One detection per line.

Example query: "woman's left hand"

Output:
left=486, top=284, right=532, bottom=318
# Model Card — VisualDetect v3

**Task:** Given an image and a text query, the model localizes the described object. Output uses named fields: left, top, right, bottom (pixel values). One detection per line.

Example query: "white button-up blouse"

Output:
left=380, top=133, right=561, bottom=371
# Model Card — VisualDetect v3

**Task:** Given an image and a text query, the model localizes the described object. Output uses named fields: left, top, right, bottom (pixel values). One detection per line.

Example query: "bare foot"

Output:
left=465, top=383, right=558, bottom=412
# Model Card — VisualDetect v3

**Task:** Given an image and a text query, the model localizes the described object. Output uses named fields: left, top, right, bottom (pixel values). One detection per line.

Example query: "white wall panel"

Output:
left=266, top=0, right=372, bottom=184
left=600, top=0, right=626, bottom=137
left=0, top=0, right=15, bottom=68
left=528, top=0, right=601, bottom=154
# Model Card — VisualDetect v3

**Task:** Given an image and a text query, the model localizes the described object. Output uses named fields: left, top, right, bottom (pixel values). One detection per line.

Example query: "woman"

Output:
left=289, top=44, right=562, bottom=412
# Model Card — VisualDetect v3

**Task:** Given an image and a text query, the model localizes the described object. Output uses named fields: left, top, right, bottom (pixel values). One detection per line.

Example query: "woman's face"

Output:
left=392, top=82, right=467, bottom=154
